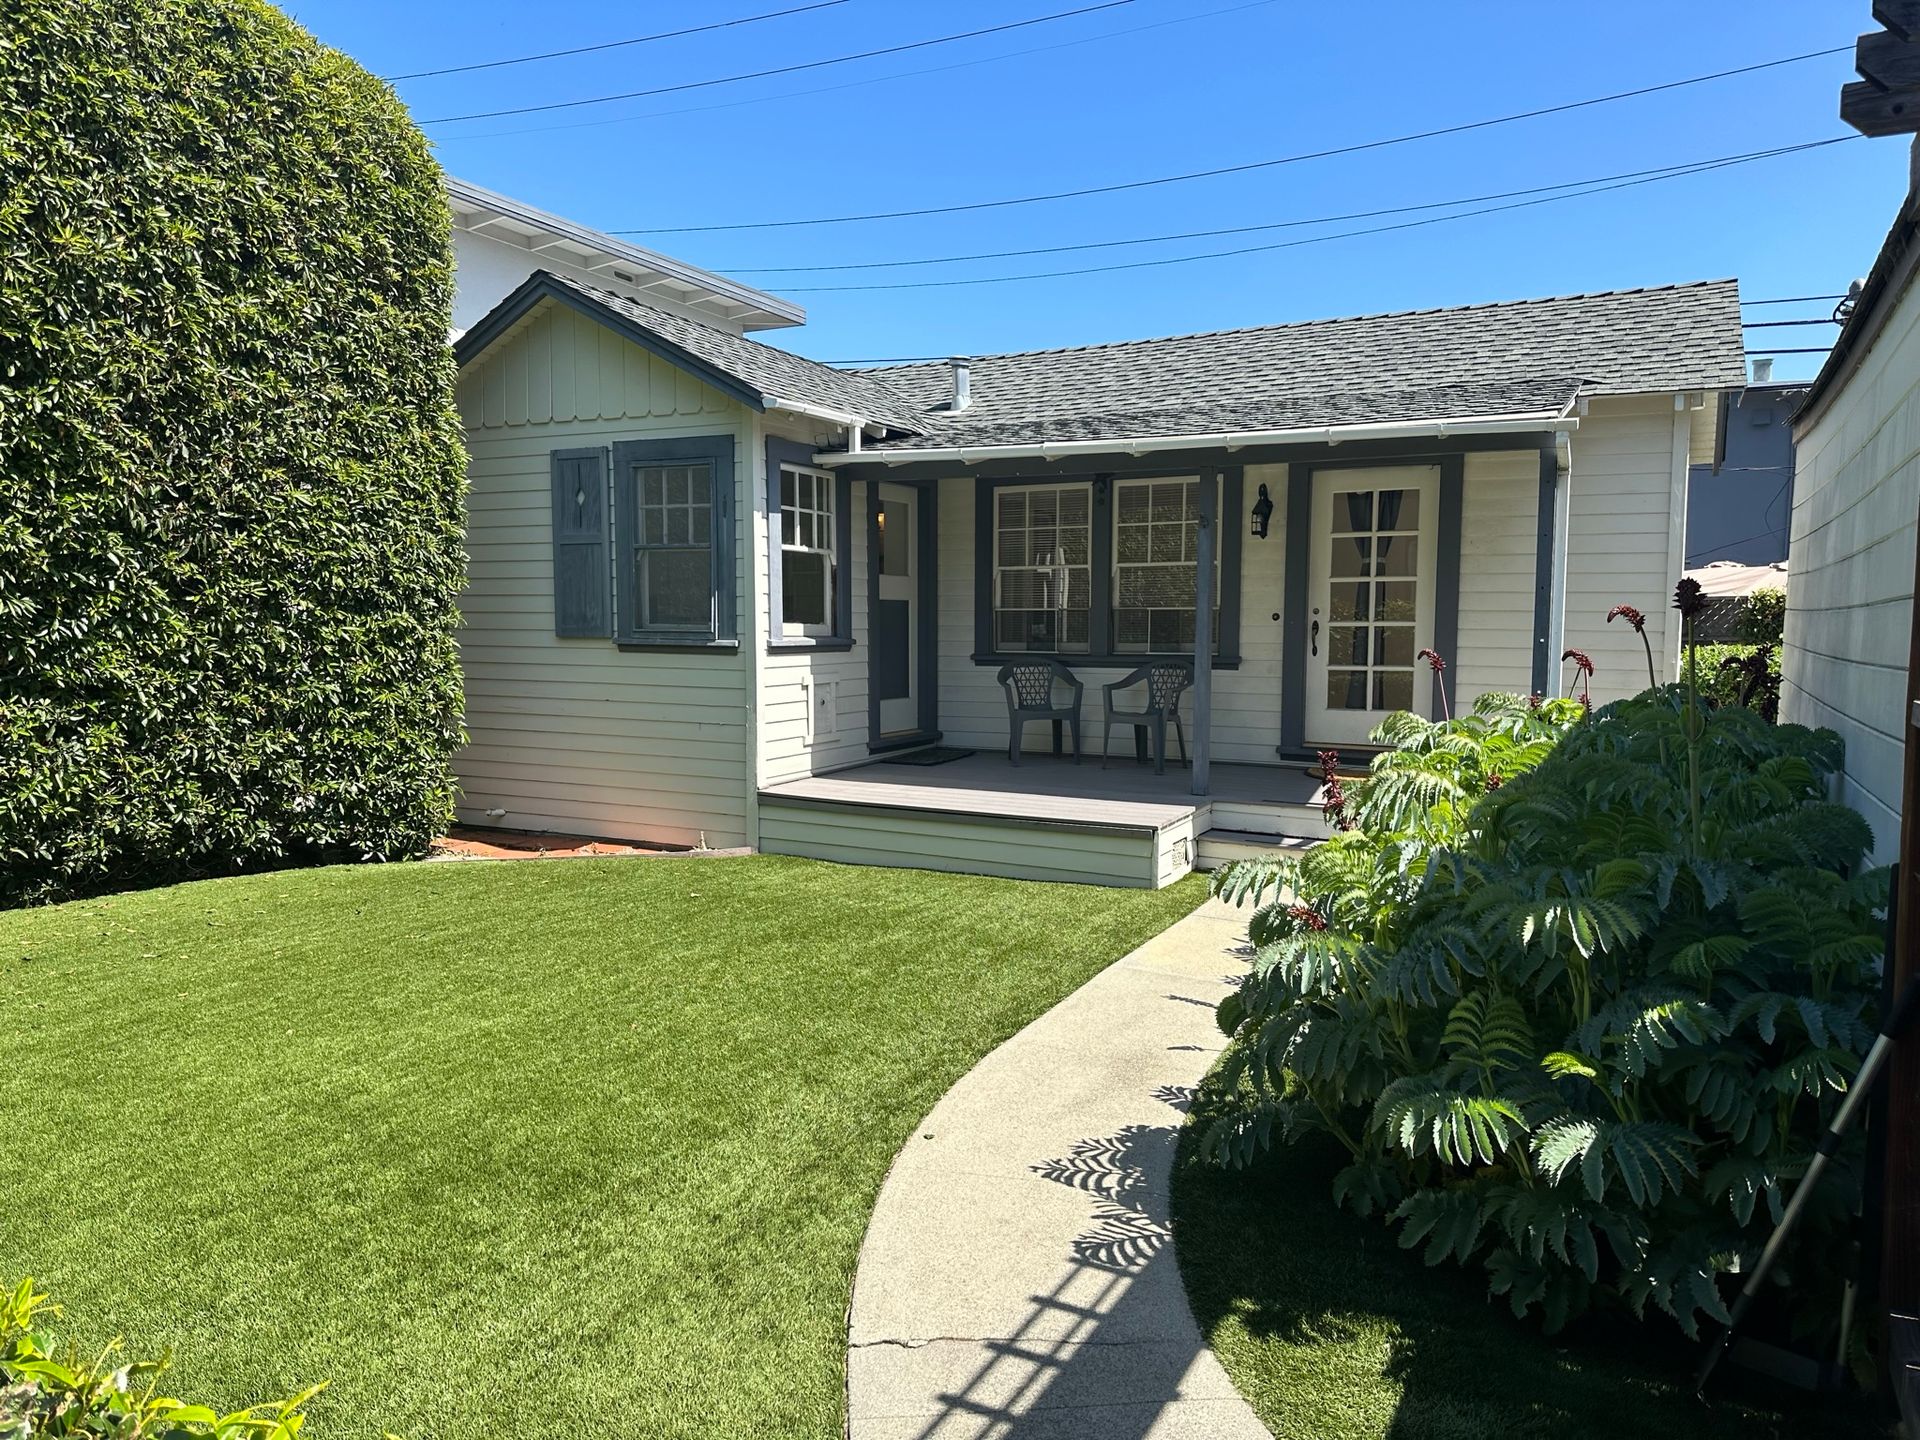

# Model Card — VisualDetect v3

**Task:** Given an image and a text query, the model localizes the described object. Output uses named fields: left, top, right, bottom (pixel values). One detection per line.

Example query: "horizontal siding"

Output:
left=1560, top=400, right=1683, bottom=705
left=1455, top=449, right=1540, bottom=703
left=1782, top=269, right=1920, bottom=863
left=758, top=800, right=1160, bottom=887
left=454, top=304, right=755, bottom=848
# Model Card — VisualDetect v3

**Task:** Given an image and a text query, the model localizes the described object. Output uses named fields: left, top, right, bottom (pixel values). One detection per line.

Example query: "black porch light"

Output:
left=1250, top=482, right=1274, bottom=539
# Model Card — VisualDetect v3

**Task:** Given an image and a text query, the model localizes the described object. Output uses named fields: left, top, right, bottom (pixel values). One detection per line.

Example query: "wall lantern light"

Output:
left=1250, top=482, right=1274, bottom=539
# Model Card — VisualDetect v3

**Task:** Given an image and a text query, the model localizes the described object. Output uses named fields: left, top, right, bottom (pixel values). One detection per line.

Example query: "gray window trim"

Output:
left=970, top=469, right=1244, bottom=668
left=549, top=446, right=612, bottom=639
left=766, top=436, right=853, bottom=651
left=611, top=434, right=736, bottom=648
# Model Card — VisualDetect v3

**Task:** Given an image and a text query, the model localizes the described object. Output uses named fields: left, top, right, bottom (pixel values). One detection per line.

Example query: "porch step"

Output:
left=1194, top=827, right=1318, bottom=872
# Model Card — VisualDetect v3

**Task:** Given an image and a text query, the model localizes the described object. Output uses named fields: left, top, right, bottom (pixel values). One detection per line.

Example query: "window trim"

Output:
left=766, top=436, right=853, bottom=650
left=611, top=435, right=736, bottom=648
left=972, top=470, right=1242, bottom=668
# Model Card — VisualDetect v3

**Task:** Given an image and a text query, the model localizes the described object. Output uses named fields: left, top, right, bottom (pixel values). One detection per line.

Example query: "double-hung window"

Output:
left=1113, top=477, right=1220, bottom=653
left=992, top=483, right=1091, bottom=652
left=778, top=464, right=836, bottom=635
left=609, top=435, right=736, bottom=646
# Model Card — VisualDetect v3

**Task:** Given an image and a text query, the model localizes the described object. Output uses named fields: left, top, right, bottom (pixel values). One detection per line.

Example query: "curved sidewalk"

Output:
left=846, top=895, right=1273, bottom=1440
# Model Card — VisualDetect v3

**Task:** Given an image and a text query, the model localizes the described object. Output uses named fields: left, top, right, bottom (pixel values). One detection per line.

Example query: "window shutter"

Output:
left=550, top=448, right=611, bottom=637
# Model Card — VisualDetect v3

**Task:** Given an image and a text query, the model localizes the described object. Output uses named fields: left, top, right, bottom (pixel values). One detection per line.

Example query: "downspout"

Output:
left=1549, top=431, right=1573, bottom=679
left=1191, top=472, right=1217, bottom=798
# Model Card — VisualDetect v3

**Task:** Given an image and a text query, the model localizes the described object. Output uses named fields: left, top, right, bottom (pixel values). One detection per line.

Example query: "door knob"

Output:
left=1310, top=619, right=1320, bottom=656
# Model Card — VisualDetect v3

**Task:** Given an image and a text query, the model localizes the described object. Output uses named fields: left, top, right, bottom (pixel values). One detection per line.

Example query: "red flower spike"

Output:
left=1606, top=604, right=1647, bottom=634
left=1416, top=647, right=1447, bottom=672
left=1485, top=771, right=1504, bottom=792
left=1560, top=648, right=1595, bottom=677
left=1287, top=904, right=1328, bottom=932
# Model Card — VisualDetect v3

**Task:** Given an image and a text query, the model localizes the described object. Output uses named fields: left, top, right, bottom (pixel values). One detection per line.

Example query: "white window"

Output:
left=993, top=483, right=1091, bottom=653
left=1113, top=477, right=1220, bottom=653
left=778, top=464, right=837, bottom=635
left=634, top=462, right=714, bottom=631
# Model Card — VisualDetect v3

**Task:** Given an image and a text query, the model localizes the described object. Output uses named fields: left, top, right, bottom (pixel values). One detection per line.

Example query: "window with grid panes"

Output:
left=993, top=484, right=1091, bottom=652
left=632, top=462, right=713, bottom=631
left=777, top=464, right=835, bottom=634
left=1112, top=477, right=1220, bottom=653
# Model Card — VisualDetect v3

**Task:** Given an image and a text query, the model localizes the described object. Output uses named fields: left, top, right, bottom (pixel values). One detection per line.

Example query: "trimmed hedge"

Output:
left=0, top=0, right=467, bottom=906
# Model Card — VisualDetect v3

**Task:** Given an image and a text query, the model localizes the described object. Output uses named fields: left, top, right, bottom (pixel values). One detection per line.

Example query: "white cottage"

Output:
left=449, top=234, right=1743, bottom=887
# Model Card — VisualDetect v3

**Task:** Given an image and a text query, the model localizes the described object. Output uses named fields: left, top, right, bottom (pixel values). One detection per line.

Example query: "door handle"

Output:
left=1310, top=619, right=1320, bottom=656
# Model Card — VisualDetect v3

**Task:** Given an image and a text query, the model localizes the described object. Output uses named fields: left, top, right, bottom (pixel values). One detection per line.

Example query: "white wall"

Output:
left=1782, top=274, right=1920, bottom=865
left=1558, top=396, right=1690, bottom=705
left=452, top=228, right=749, bottom=337
left=455, top=300, right=756, bottom=848
left=1454, top=449, right=1542, bottom=705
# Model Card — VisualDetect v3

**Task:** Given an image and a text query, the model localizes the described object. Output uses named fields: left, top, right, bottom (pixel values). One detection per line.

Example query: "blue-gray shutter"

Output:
left=551, top=447, right=610, bottom=637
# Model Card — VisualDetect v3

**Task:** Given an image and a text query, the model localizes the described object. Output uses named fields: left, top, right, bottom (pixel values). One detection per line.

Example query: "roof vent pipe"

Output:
left=949, top=356, right=972, bottom=411
left=1750, top=356, right=1774, bottom=383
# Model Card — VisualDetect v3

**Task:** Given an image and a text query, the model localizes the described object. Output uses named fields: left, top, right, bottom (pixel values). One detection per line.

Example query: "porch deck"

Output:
left=758, top=752, right=1326, bottom=889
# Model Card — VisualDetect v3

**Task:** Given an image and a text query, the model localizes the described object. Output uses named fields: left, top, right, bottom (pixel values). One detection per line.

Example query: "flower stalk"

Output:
left=1608, top=604, right=1656, bottom=692
left=1673, top=577, right=1706, bottom=851
left=1418, top=648, right=1450, bottom=721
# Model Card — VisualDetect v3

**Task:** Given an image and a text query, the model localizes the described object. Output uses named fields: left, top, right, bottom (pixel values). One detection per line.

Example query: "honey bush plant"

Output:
left=0, top=0, right=466, bottom=906
left=1208, top=689, right=1884, bottom=1340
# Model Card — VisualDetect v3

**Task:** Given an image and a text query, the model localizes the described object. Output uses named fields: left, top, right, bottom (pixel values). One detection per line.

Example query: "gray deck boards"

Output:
left=760, top=753, right=1321, bottom=831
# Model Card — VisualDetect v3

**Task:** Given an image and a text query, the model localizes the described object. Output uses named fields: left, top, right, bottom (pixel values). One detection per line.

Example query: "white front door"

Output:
left=1304, top=465, right=1440, bottom=746
left=874, top=482, right=919, bottom=737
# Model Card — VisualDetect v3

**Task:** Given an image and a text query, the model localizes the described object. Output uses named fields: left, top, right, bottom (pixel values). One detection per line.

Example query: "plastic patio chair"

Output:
left=1101, top=661, right=1193, bottom=775
left=996, top=659, right=1084, bottom=765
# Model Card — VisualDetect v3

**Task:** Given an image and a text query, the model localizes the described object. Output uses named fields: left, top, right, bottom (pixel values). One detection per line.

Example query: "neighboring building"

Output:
left=1686, top=376, right=1808, bottom=567
left=447, top=221, right=1744, bottom=887
left=1781, top=169, right=1920, bottom=867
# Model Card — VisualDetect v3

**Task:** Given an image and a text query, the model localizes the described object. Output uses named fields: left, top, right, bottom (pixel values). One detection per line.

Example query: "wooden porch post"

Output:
left=1191, top=472, right=1216, bottom=796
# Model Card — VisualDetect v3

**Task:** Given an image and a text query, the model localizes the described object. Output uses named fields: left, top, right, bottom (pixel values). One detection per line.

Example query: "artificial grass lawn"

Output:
left=1, top=855, right=1204, bottom=1438
left=1171, top=1122, right=1886, bottom=1440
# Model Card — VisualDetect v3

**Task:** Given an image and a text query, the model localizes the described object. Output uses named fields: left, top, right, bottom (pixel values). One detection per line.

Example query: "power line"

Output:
left=420, top=1, right=1133, bottom=125
left=1742, top=317, right=1840, bottom=328
left=383, top=1, right=851, bottom=82
left=777, top=143, right=1842, bottom=292
left=432, top=0, right=1285, bottom=145
left=1742, top=293, right=1849, bottom=306
left=721, top=140, right=1851, bottom=275
left=615, top=45, right=1851, bottom=233
left=1744, top=347, right=1833, bottom=354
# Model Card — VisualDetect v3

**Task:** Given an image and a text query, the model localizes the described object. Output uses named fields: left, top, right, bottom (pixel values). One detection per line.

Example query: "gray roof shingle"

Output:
left=853, top=281, right=1744, bottom=452
left=540, top=274, right=927, bottom=431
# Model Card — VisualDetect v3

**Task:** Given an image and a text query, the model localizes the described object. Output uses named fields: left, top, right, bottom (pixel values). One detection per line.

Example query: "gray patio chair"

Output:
left=1101, top=661, right=1193, bottom=775
left=996, top=659, right=1084, bottom=765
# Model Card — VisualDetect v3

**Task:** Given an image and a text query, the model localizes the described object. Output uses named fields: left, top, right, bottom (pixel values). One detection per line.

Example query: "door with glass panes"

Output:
left=1304, top=465, right=1440, bottom=745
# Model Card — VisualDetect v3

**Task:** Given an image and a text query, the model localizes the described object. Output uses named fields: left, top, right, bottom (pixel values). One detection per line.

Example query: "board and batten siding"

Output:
left=456, top=300, right=756, bottom=848
left=1557, top=397, right=1691, bottom=706
left=1782, top=272, right=1920, bottom=864
left=755, top=412, right=873, bottom=785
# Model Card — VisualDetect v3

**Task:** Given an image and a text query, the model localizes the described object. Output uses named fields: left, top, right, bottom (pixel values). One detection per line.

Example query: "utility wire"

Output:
left=616, top=45, right=1851, bottom=233
left=1742, top=317, right=1842, bottom=328
left=433, top=0, right=1284, bottom=144
left=777, top=143, right=1844, bottom=292
left=420, top=0, right=1133, bottom=124
left=383, top=1, right=851, bottom=82
left=1742, top=293, right=1849, bottom=306
left=720, top=140, right=1852, bottom=275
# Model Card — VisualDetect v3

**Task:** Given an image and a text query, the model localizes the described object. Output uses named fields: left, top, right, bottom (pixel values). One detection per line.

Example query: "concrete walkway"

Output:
left=846, top=896, right=1273, bottom=1440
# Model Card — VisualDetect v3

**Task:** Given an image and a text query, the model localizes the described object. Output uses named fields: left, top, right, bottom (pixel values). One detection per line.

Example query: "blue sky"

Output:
left=288, top=0, right=1902, bottom=375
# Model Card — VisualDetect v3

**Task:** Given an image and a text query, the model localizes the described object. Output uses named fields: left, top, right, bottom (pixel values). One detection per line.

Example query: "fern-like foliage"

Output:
left=1204, top=685, right=1882, bottom=1346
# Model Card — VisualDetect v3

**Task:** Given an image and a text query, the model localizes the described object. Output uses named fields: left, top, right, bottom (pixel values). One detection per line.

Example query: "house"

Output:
left=1780, top=152, right=1920, bottom=870
left=449, top=224, right=1744, bottom=888
left=1686, top=370, right=1808, bottom=568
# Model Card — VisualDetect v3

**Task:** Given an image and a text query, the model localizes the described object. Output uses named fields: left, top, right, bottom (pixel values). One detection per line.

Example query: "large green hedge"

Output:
left=0, top=0, right=467, bottom=906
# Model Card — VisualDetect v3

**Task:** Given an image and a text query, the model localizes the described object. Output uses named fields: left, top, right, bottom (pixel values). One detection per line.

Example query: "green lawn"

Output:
left=1, top=855, right=1203, bottom=1439
left=1171, top=1122, right=1885, bottom=1440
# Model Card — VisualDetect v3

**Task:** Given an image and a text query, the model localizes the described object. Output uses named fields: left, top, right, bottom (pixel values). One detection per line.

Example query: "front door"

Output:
left=874, top=482, right=920, bottom=738
left=1304, top=465, right=1440, bottom=746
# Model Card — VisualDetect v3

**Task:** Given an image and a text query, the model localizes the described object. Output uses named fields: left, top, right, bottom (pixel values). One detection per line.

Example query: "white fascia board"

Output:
left=810, top=411, right=1580, bottom=468
left=766, top=396, right=870, bottom=430
left=444, top=176, right=805, bottom=330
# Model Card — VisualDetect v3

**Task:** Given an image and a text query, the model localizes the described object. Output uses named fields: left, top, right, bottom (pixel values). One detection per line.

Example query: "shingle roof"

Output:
left=854, top=281, right=1745, bottom=452
left=540, top=275, right=929, bottom=430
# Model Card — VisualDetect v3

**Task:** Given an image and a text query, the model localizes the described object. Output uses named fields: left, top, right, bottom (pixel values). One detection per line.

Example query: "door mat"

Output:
left=881, top=746, right=976, bottom=767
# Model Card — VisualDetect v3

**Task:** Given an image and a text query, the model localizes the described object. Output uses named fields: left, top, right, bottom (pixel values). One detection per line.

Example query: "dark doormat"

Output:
left=881, top=746, right=976, bottom=767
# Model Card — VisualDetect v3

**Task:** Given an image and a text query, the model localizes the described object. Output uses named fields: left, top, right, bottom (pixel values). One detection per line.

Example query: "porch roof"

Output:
left=847, top=279, right=1743, bottom=456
